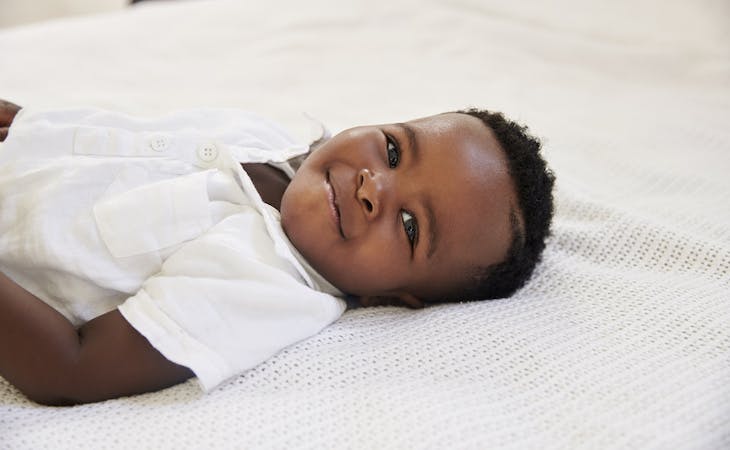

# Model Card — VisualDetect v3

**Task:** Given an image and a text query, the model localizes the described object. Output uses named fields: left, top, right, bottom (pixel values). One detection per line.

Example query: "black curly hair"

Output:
left=452, top=108, right=555, bottom=301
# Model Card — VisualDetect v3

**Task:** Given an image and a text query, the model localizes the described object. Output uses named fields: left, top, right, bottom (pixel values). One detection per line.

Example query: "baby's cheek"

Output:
left=340, top=247, right=403, bottom=295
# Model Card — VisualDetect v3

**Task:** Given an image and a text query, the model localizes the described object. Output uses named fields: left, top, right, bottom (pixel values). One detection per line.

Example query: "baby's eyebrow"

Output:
left=394, top=122, right=419, bottom=162
left=424, top=197, right=439, bottom=259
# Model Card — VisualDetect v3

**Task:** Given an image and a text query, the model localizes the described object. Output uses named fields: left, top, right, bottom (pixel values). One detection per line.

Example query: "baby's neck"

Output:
left=240, top=163, right=290, bottom=211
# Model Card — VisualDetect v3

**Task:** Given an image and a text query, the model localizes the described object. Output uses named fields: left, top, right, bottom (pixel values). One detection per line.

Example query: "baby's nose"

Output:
left=356, top=168, right=383, bottom=219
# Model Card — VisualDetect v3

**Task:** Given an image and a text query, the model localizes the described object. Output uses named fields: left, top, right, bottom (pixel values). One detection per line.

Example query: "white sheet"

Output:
left=1, top=0, right=728, bottom=448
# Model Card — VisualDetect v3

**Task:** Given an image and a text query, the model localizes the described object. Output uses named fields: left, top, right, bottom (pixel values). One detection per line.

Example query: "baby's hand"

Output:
left=0, top=99, right=22, bottom=142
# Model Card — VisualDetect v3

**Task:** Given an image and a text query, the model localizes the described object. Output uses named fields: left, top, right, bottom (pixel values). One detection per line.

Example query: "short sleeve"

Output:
left=118, top=213, right=346, bottom=392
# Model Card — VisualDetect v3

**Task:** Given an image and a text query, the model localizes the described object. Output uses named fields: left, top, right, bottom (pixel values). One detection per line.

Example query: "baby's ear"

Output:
left=359, top=293, right=424, bottom=309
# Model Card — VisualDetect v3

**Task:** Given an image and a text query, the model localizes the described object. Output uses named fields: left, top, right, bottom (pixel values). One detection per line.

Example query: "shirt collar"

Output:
left=225, top=147, right=344, bottom=297
left=261, top=203, right=343, bottom=297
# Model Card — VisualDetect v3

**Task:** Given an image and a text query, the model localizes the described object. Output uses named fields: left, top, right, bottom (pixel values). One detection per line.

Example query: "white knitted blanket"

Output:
left=1, top=0, right=728, bottom=448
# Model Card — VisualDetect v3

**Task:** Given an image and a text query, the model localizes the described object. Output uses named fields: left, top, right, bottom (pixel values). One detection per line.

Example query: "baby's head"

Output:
left=280, top=109, right=554, bottom=308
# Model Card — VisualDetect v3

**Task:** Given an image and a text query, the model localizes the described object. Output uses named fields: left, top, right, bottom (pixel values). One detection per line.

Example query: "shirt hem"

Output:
left=118, top=291, right=233, bottom=392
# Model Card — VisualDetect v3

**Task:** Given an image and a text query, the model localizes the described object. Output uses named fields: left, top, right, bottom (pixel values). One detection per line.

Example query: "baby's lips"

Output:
left=326, top=170, right=346, bottom=239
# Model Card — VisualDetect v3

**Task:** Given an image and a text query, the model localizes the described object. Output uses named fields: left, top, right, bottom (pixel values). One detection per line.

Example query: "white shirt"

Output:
left=0, top=107, right=346, bottom=392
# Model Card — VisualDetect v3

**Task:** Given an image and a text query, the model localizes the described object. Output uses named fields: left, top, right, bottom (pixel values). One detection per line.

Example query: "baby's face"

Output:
left=280, top=113, right=518, bottom=307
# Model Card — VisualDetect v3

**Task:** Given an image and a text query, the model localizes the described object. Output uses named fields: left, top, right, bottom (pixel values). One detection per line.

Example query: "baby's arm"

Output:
left=0, top=271, right=193, bottom=405
left=0, top=99, right=21, bottom=141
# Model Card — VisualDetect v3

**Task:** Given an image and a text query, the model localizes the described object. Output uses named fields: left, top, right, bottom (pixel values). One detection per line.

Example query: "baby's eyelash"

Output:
left=401, top=210, right=418, bottom=250
left=386, top=134, right=400, bottom=168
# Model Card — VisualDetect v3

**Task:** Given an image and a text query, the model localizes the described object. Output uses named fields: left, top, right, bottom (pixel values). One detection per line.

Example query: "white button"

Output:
left=148, top=135, right=169, bottom=152
left=196, top=143, right=219, bottom=162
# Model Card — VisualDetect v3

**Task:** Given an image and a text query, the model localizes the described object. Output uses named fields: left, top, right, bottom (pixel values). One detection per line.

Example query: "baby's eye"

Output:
left=401, top=210, right=418, bottom=248
left=386, top=135, right=400, bottom=168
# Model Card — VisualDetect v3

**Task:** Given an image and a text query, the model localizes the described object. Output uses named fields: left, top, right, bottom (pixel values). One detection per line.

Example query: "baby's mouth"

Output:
left=326, top=171, right=346, bottom=239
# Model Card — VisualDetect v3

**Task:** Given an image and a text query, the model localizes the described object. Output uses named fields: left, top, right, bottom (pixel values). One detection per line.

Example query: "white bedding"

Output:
left=1, top=0, right=729, bottom=448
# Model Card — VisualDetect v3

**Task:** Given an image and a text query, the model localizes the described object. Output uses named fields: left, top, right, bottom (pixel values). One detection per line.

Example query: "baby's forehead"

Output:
left=405, top=113, right=496, bottom=147
left=404, top=111, right=466, bottom=128
left=406, top=114, right=506, bottom=170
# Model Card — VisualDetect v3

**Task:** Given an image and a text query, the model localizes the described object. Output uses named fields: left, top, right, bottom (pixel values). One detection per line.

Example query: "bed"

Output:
left=1, top=0, right=728, bottom=448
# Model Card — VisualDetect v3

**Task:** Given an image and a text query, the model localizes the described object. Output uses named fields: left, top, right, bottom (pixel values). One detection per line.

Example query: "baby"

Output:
left=0, top=98, right=554, bottom=405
